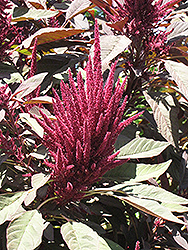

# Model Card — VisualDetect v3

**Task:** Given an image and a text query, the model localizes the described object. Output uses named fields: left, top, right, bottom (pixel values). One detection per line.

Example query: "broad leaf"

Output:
left=13, top=72, right=48, bottom=99
left=173, top=231, right=188, bottom=249
left=0, top=62, right=19, bottom=79
left=66, top=0, right=93, bottom=20
left=24, top=173, right=50, bottom=206
left=29, top=144, right=48, bottom=159
left=90, top=35, right=131, bottom=72
left=7, top=210, right=48, bottom=250
left=73, top=14, right=90, bottom=30
left=61, top=221, right=111, bottom=250
left=106, top=18, right=128, bottom=32
left=89, top=0, right=117, bottom=16
left=122, top=183, right=188, bottom=204
left=104, top=239, right=124, bottom=250
left=167, top=21, right=188, bottom=42
left=0, top=192, right=27, bottom=225
left=0, top=109, right=5, bottom=122
left=117, top=137, right=170, bottom=159
left=19, top=113, right=44, bottom=138
left=104, top=160, right=172, bottom=182
left=165, top=60, right=188, bottom=102
left=25, top=0, right=46, bottom=9
left=22, top=27, right=86, bottom=48
left=117, top=196, right=185, bottom=224
left=143, top=91, right=179, bottom=147
left=161, top=202, right=188, bottom=213
left=12, top=7, right=58, bottom=21
left=24, top=96, right=53, bottom=104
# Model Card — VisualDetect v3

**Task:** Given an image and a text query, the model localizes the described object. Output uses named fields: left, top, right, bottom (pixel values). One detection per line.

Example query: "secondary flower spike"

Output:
left=36, top=21, right=143, bottom=204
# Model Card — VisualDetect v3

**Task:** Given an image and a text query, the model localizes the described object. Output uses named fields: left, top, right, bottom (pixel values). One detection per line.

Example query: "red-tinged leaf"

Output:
left=164, top=0, right=182, bottom=9
left=24, top=96, right=53, bottom=105
left=106, top=0, right=112, bottom=5
left=29, top=1, right=45, bottom=9
left=89, top=0, right=118, bottom=16
left=173, top=231, right=188, bottom=250
left=143, top=91, right=178, bottom=148
left=66, top=0, right=94, bottom=20
left=25, top=0, right=46, bottom=9
left=169, top=47, right=188, bottom=66
left=13, top=72, right=48, bottom=99
left=22, top=28, right=86, bottom=48
left=0, top=109, right=5, bottom=123
left=106, top=17, right=128, bottom=32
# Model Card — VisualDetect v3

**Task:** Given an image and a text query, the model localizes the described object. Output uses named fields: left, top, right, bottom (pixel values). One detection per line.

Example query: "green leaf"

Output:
left=61, top=222, right=112, bottom=250
left=161, top=203, right=188, bottom=213
left=0, top=192, right=27, bottom=225
left=117, top=137, right=170, bottom=159
left=117, top=196, right=185, bottom=225
left=134, top=160, right=172, bottom=182
left=12, top=7, right=59, bottom=21
left=104, top=160, right=172, bottom=182
left=7, top=210, right=48, bottom=250
left=121, top=183, right=188, bottom=204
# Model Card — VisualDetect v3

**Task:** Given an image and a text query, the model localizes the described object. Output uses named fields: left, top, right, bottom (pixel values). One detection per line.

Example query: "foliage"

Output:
left=1, top=0, right=188, bottom=249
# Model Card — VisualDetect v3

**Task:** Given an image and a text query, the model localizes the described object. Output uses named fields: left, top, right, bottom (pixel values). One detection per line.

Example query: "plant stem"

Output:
left=37, top=196, right=59, bottom=210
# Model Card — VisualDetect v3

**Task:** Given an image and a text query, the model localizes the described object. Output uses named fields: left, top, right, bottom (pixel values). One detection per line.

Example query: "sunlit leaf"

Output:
left=12, top=7, right=58, bottom=21
left=90, top=35, right=131, bottom=72
left=24, top=173, right=50, bottom=206
left=29, top=145, right=48, bottom=160
left=61, top=222, right=111, bottom=250
left=173, top=231, right=188, bottom=249
left=167, top=21, right=188, bottom=42
left=13, top=72, right=48, bottom=99
left=0, top=109, right=5, bottom=123
left=24, top=96, right=53, bottom=104
left=165, top=60, right=188, bottom=102
left=143, top=91, right=179, bottom=147
left=24, top=0, right=46, bottom=9
left=7, top=210, right=48, bottom=250
left=0, top=192, right=27, bottom=225
left=161, top=202, right=188, bottom=213
left=19, top=113, right=44, bottom=138
left=122, top=183, right=188, bottom=205
left=117, top=196, right=185, bottom=224
left=104, top=160, right=172, bottom=182
left=22, top=27, right=86, bottom=48
left=66, top=0, right=93, bottom=20
left=117, top=137, right=170, bottom=159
